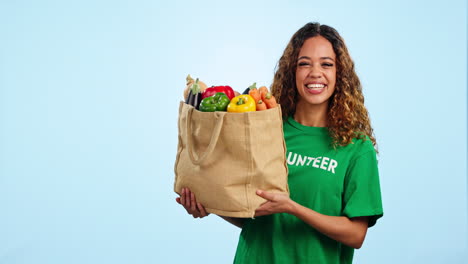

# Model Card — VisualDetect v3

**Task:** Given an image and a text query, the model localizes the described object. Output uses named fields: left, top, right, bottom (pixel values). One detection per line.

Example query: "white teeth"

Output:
left=307, top=84, right=325, bottom=88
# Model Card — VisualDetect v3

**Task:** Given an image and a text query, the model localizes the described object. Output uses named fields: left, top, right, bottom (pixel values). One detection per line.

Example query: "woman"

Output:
left=176, top=22, right=383, bottom=264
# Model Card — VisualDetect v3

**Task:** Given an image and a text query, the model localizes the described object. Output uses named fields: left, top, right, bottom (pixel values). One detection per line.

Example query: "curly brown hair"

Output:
left=271, top=22, right=377, bottom=150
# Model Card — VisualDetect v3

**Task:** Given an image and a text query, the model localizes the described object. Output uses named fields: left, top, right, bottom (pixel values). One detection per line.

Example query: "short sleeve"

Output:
left=342, top=149, right=383, bottom=227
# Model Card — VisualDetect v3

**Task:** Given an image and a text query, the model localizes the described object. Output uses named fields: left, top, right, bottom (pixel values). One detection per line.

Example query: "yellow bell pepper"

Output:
left=227, top=94, right=256, bottom=113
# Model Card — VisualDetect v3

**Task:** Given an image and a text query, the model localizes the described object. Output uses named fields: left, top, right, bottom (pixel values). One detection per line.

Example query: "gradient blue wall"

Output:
left=1, top=0, right=466, bottom=263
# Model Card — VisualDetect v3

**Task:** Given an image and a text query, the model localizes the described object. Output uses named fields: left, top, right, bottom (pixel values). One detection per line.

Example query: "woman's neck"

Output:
left=294, top=100, right=328, bottom=127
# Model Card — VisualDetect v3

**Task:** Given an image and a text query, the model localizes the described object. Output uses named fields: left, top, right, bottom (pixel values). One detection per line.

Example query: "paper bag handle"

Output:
left=186, top=107, right=225, bottom=165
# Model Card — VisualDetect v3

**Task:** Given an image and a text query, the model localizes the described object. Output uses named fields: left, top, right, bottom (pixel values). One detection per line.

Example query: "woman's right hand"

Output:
left=176, top=187, right=210, bottom=218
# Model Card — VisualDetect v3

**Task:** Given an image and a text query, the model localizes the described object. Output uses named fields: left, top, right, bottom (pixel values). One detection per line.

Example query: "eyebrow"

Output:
left=298, top=56, right=335, bottom=61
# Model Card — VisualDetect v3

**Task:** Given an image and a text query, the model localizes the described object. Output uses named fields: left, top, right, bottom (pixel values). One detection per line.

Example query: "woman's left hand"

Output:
left=254, top=190, right=296, bottom=217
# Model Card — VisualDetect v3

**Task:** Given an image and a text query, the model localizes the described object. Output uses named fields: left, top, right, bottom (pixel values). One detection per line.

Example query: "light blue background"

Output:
left=1, top=0, right=466, bottom=263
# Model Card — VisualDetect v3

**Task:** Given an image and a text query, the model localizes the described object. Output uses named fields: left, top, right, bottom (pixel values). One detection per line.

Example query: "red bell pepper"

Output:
left=202, top=85, right=235, bottom=100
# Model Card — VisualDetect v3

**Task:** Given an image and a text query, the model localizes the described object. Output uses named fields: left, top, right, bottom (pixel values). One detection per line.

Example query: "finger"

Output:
left=256, top=189, right=275, bottom=201
left=255, top=202, right=270, bottom=212
left=185, top=189, right=191, bottom=208
left=190, top=191, right=197, bottom=213
left=196, top=202, right=205, bottom=216
left=191, top=202, right=201, bottom=218
left=254, top=209, right=267, bottom=217
left=183, top=189, right=192, bottom=211
left=192, top=213, right=201, bottom=218
left=176, top=197, right=181, bottom=204
left=197, top=202, right=209, bottom=217
left=180, top=188, right=186, bottom=205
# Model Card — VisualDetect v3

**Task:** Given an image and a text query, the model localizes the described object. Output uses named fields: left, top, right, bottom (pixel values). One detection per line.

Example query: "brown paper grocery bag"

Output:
left=174, top=101, right=289, bottom=218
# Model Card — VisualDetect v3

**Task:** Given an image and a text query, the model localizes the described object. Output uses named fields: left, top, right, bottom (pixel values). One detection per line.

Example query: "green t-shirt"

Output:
left=233, top=117, right=383, bottom=264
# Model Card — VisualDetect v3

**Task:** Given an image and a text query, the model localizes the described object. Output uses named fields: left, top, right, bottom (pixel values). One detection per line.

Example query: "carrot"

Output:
left=248, top=83, right=261, bottom=103
left=262, top=92, right=278, bottom=109
left=258, top=86, right=269, bottom=98
left=256, top=99, right=267, bottom=111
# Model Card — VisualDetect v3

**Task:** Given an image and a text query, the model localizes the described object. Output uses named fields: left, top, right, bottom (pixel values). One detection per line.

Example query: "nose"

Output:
left=308, top=65, right=322, bottom=78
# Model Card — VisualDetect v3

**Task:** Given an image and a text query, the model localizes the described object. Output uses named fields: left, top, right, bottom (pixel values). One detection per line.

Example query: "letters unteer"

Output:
left=286, top=151, right=338, bottom=174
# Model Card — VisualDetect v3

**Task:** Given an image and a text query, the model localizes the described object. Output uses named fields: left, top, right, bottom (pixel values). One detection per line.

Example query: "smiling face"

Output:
left=295, top=36, right=337, bottom=111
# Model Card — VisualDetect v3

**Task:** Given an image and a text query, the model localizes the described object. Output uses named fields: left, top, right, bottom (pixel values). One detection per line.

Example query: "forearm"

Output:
left=218, top=216, right=245, bottom=228
left=289, top=202, right=368, bottom=249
